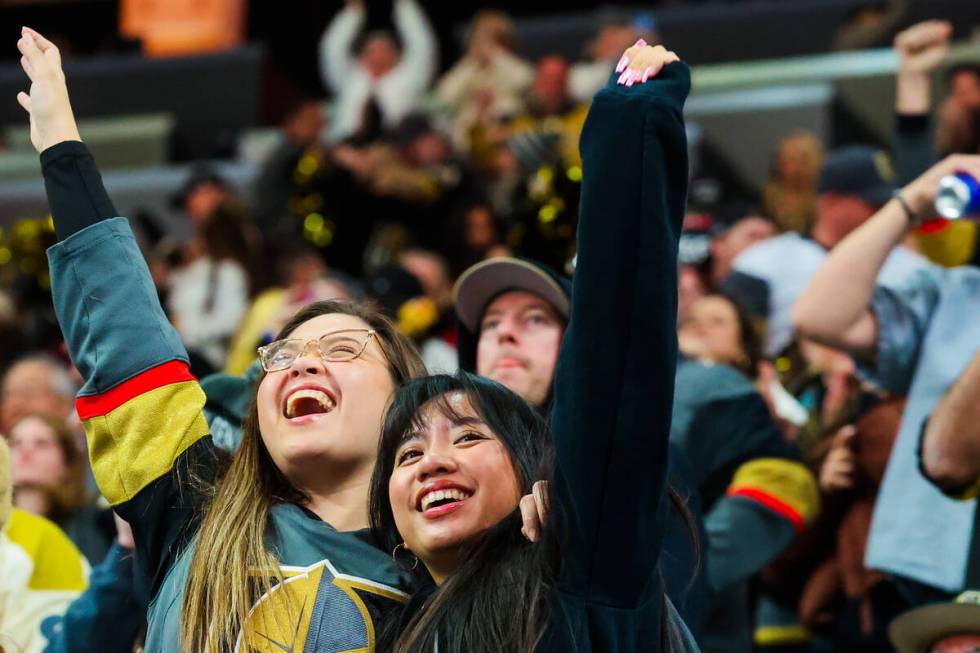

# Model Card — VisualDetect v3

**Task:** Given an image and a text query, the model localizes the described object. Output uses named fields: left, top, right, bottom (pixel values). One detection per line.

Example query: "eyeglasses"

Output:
left=257, top=329, right=377, bottom=372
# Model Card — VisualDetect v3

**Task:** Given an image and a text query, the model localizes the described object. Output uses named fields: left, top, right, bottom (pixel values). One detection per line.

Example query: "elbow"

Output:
left=792, top=300, right=826, bottom=341
left=921, top=426, right=975, bottom=495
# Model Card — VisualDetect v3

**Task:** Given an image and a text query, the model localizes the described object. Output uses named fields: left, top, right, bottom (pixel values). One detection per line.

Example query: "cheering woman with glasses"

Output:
left=15, top=26, right=433, bottom=652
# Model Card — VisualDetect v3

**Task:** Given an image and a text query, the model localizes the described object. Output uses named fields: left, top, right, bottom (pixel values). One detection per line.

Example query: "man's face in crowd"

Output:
left=476, top=291, right=564, bottom=408
left=361, top=35, right=400, bottom=79
left=815, top=193, right=877, bottom=247
left=533, top=56, right=570, bottom=115
left=1, top=360, right=72, bottom=435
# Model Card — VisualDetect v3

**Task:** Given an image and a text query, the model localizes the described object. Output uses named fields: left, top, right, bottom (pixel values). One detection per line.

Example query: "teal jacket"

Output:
left=43, top=142, right=412, bottom=652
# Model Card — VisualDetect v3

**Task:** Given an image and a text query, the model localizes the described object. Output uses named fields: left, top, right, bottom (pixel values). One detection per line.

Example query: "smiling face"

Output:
left=476, top=291, right=564, bottom=408
left=387, top=393, right=521, bottom=582
left=256, top=313, right=396, bottom=486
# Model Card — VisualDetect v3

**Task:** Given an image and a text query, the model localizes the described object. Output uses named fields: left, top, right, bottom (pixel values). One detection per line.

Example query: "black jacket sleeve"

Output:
left=551, top=63, right=690, bottom=611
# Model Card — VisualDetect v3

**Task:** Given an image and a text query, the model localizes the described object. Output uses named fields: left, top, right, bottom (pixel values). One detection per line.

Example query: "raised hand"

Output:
left=614, top=39, right=680, bottom=87
left=15, top=27, right=80, bottom=153
left=895, top=20, right=952, bottom=76
left=900, top=153, right=980, bottom=217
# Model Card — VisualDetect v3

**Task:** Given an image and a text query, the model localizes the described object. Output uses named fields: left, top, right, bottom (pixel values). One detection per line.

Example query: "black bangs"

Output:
left=369, top=371, right=553, bottom=557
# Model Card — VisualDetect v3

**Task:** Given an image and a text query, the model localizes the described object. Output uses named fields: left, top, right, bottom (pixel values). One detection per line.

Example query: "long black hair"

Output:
left=369, top=372, right=558, bottom=653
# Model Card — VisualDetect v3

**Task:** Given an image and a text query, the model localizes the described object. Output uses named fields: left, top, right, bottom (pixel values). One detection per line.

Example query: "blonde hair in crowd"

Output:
left=180, top=300, right=426, bottom=652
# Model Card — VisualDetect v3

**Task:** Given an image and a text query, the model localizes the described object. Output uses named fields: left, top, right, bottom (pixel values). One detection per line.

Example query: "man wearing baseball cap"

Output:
left=890, top=591, right=980, bottom=653
left=723, top=145, right=932, bottom=357
left=454, top=256, right=571, bottom=410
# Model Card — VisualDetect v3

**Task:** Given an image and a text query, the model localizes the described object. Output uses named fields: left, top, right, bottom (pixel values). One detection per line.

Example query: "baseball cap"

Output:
left=453, top=257, right=571, bottom=333
left=816, top=145, right=895, bottom=207
left=889, top=591, right=980, bottom=653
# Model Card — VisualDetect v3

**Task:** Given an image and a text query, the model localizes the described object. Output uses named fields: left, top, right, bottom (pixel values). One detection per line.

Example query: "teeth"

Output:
left=285, top=389, right=335, bottom=418
left=420, top=488, right=470, bottom=512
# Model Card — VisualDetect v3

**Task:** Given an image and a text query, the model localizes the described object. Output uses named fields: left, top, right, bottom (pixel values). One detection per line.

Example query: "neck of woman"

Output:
left=422, top=552, right=460, bottom=587
left=299, top=470, right=373, bottom=531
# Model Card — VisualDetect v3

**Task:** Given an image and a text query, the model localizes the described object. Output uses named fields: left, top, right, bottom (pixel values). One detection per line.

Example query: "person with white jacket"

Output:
left=320, top=0, right=437, bottom=142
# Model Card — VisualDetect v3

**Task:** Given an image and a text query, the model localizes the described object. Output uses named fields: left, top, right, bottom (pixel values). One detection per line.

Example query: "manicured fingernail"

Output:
left=616, top=55, right=628, bottom=73
left=617, top=70, right=628, bottom=85
left=642, top=66, right=653, bottom=82
left=626, top=72, right=636, bottom=87
left=636, top=38, right=647, bottom=46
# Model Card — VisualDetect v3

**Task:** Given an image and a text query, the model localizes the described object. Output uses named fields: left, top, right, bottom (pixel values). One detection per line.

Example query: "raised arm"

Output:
left=18, top=28, right=213, bottom=596
left=318, top=0, right=365, bottom=93
left=550, top=44, right=688, bottom=609
left=792, top=153, right=980, bottom=359
left=390, top=0, right=437, bottom=91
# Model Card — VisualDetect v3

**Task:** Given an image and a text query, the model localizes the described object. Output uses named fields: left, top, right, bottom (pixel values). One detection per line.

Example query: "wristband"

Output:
left=893, top=191, right=922, bottom=228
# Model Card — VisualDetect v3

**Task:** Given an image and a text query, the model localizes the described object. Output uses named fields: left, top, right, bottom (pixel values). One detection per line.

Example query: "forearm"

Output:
left=320, top=3, right=364, bottom=90
left=921, top=350, right=980, bottom=492
left=793, top=198, right=908, bottom=348
left=896, top=71, right=931, bottom=115
left=393, top=0, right=437, bottom=81
left=552, top=63, right=689, bottom=603
left=41, top=142, right=117, bottom=240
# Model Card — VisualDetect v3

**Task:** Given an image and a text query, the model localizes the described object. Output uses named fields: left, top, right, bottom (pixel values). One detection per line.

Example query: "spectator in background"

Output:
left=9, top=413, right=113, bottom=565
left=569, top=20, right=642, bottom=103
left=0, top=434, right=88, bottom=653
left=170, top=163, right=230, bottom=228
left=42, top=514, right=145, bottom=653
left=889, top=591, right=980, bottom=653
left=709, top=215, right=776, bottom=287
left=762, top=131, right=823, bottom=234
left=831, top=0, right=908, bottom=52
left=794, top=154, right=980, bottom=612
left=507, top=54, right=588, bottom=169
left=444, top=200, right=512, bottom=276
left=436, top=10, right=534, bottom=152
left=319, top=0, right=437, bottom=143
left=0, top=354, right=75, bottom=436
left=168, top=200, right=257, bottom=375
left=223, top=245, right=356, bottom=376
left=892, top=20, right=979, bottom=267
left=678, top=293, right=764, bottom=381
left=250, top=96, right=328, bottom=238
left=725, top=145, right=931, bottom=358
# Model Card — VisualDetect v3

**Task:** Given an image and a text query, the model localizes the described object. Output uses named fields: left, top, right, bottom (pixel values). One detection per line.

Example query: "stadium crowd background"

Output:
left=0, top=0, right=979, bottom=652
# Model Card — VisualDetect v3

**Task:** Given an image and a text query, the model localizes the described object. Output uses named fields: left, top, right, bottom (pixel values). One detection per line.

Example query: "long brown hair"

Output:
left=181, top=300, right=426, bottom=653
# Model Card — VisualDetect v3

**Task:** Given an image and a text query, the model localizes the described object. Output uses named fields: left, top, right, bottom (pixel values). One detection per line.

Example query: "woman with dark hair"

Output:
left=17, top=27, right=431, bottom=653
left=369, top=42, right=698, bottom=651
left=678, top=293, right=764, bottom=380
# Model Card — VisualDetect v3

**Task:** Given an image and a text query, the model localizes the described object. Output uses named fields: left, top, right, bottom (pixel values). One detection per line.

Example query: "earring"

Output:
left=392, top=542, right=419, bottom=570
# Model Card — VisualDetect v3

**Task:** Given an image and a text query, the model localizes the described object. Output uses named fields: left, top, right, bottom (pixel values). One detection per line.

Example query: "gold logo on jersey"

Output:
left=235, top=559, right=408, bottom=653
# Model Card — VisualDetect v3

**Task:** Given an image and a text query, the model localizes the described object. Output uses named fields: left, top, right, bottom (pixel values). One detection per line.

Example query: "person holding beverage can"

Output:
left=793, top=154, right=980, bottom=605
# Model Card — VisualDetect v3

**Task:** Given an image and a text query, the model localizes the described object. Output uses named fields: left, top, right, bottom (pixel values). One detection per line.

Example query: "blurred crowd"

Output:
left=1, top=2, right=980, bottom=653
